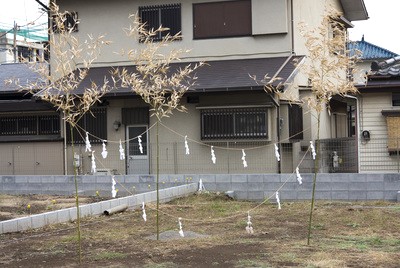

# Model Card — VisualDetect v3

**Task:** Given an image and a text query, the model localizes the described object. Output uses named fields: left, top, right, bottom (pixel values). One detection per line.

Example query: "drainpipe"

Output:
left=344, top=94, right=360, bottom=173
left=63, top=112, right=68, bottom=175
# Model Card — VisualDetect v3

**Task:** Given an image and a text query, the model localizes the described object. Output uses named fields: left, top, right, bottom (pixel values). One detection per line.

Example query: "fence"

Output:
left=1, top=137, right=400, bottom=175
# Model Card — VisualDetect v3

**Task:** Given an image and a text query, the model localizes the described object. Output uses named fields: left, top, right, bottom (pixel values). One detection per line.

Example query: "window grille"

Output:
left=201, top=108, right=268, bottom=140
left=0, top=114, right=60, bottom=136
left=66, top=107, right=107, bottom=144
left=139, top=4, right=181, bottom=41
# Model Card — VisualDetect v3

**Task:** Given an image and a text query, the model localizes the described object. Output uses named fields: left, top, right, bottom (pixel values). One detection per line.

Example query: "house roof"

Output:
left=0, top=63, right=47, bottom=94
left=340, top=0, right=369, bottom=21
left=73, top=56, right=304, bottom=96
left=349, top=36, right=398, bottom=60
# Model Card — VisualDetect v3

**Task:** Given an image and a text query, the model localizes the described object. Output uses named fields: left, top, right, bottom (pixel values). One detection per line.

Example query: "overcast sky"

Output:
left=0, top=0, right=398, bottom=54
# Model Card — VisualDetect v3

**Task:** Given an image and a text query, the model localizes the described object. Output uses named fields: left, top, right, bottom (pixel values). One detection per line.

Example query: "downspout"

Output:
left=290, top=0, right=295, bottom=54
left=63, top=112, right=68, bottom=175
left=344, top=94, right=360, bottom=173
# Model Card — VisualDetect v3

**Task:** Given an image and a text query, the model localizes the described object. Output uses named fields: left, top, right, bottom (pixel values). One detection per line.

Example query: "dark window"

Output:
left=393, top=93, right=400, bottom=106
left=17, top=46, right=32, bottom=62
left=0, top=114, right=60, bottom=136
left=193, top=0, right=251, bottom=39
left=201, top=108, right=268, bottom=140
left=52, top=11, right=78, bottom=33
left=139, top=4, right=181, bottom=41
left=288, top=104, right=303, bottom=140
left=66, top=107, right=107, bottom=144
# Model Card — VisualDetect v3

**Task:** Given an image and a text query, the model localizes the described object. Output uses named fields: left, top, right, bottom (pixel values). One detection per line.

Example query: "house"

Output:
left=0, top=0, right=368, bottom=175
left=355, top=44, right=400, bottom=172
left=0, top=63, right=64, bottom=175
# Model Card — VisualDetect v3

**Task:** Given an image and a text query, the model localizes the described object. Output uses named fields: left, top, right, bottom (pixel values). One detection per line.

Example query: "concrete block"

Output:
left=279, top=191, right=297, bottom=200
left=330, top=174, right=349, bottom=182
left=247, top=191, right=264, bottom=201
left=125, top=176, right=140, bottom=183
left=0, top=221, right=3, bottom=234
left=264, top=182, right=283, bottom=191
left=79, top=205, right=91, bottom=218
left=313, top=174, right=331, bottom=183
left=57, top=209, right=70, bottom=223
left=203, top=183, right=216, bottom=191
left=41, top=176, right=55, bottom=183
left=247, top=174, right=264, bottom=182
left=17, top=216, right=32, bottom=232
left=231, top=175, right=247, bottom=183
left=384, top=191, right=398, bottom=201
left=366, top=182, right=384, bottom=191
left=263, top=175, right=281, bottom=183
left=2, top=219, right=18, bottom=233
left=281, top=182, right=296, bottom=191
left=43, top=211, right=58, bottom=225
left=114, top=176, right=125, bottom=184
left=397, top=191, right=400, bottom=202
left=215, top=182, right=231, bottom=191
left=82, top=176, right=96, bottom=184
left=384, top=174, right=400, bottom=182
left=349, top=191, right=367, bottom=201
left=2, top=176, right=15, bottom=183
left=331, top=183, right=348, bottom=191
left=27, top=176, right=41, bottom=183
left=15, top=177, right=28, bottom=183
left=348, top=174, right=367, bottom=183
left=96, top=176, right=112, bottom=183
left=234, top=191, right=248, bottom=200
left=135, top=194, right=145, bottom=205
left=199, top=175, right=216, bottom=183
left=331, top=191, right=349, bottom=200
left=315, top=191, right=332, bottom=200
left=349, top=183, right=367, bottom=191
left=69, top=207, right=78, bottom=221
left=367, top=191, right=384, bottom=200
left=297, top=191, right=312, bottom=200
left=138, top=175, right=155, bottom=183
left=100, top=201, right=112, bottom=212
left=231, top=182, right=247, bottom=191
left=184, top=174, right=199, bottom=183
left=109, top=199, right=120, bottom=208
left=384, top=181, right=400, bottom=190
left=216, top=174, right=231, bottom=182
left=31, top=214, right=46, bottom=229
left=365, top=174, right=384, bottom=182
left=90, top=202, right=103, bottom=215
left=315, top=183, right=331, bottom=191
left=54, top=176, right=69, bottom=183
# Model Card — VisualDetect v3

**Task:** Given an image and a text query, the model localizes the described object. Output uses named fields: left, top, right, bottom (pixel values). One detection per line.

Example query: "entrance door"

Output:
left=127, top=125, right=149, bottom=174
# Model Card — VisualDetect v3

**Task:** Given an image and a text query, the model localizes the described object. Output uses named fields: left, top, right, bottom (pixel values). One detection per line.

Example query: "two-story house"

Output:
left=1, top=0, right=368, bottom=176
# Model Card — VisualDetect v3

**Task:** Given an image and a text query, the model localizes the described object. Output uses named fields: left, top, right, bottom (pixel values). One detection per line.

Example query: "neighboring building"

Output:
left=357, top=53, right=400, bottom=173
left=0, top=32, right=45, bottom=64
left=0, top=0, right=368, bottom=175
left=0, top=63, right=64, bottom=175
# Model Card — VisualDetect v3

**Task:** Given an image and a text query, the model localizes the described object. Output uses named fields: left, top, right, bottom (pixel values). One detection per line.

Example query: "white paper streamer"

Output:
left=142, top=202, right=147, bottom=222
left=111, top=176, right=117, bottom=198
left=178, top=217, right=184, bottom=237
left=274, top=143, right=280, bottom=162
left=138, top=135, right=143, bottom=154
left=296, top=167, right=303, bottom=185
left=101, top=140, right=108, bottom=159
left=184, top=135, right=190, bottom=155
left=276, top=191, right=281, bottom=210
left=310, top=141, right=316, bottom=160
left=245, top=211, right=254, bottom=234
left=211, top=146, right=216, bottom=164
left=91, top=151, right=96, bottom=174
left=198, top=178, right=205, bottom=192
left=119, top=140, right=125, bottom=160
left=85, top=132, right=92, bottom=152
left=241, top=149, right=248, bottom=168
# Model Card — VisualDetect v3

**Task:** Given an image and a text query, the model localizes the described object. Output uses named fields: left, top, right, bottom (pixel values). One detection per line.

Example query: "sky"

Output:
left=0, top=0, right=399, bottom=54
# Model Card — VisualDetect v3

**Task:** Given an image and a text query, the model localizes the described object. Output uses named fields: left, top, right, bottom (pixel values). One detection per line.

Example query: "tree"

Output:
left=112, top=15, right=203, bottom=240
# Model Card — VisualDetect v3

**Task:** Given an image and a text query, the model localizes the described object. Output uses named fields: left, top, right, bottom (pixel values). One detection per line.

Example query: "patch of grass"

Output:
left=91, top=251, right=127, bottom=261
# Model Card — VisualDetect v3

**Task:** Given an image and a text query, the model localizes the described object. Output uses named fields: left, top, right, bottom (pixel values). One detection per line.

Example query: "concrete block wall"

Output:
left=199, top=173, right=400, bottom=202
left=0, top=173, right=399, bottom=202
left=0, top=183, right=198, bottom=234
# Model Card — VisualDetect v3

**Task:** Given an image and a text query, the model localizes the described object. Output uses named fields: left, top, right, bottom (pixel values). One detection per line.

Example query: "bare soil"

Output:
left=1, top=193, right=400, bottom=267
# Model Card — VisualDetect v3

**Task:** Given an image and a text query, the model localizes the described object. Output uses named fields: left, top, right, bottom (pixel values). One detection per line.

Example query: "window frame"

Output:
left=52, top=11, right=79, bottom=33
left=392, top=93, right=400, bottom=106
left=200, top=107, right=269, bottom=140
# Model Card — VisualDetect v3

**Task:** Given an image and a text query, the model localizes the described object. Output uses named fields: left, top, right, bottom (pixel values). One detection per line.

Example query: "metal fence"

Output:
left=1, top=137, right=400, bottom=175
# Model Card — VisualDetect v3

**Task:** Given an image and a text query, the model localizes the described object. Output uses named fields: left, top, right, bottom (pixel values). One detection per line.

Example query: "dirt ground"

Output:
left=1, top=193, right=400, bottom=267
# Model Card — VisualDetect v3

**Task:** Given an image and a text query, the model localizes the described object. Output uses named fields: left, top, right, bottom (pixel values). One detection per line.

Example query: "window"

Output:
left=193, top=0, right=251, bottom=39
left=52, top=11, right=78, bottom=33
left=392, top=93, right=400, bottom=106
left=0, top=114, right=60, bottom=136
left=288, top=104, right=303, bottom=140
left=201, top=108, right=268, bottom=140
left=67, top=107, right=107, bottom=144
left=139, top=4, right=181, bottom=41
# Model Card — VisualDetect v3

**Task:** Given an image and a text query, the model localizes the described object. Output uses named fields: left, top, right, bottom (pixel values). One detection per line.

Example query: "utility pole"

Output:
left=13, top=21, right=17, bottom=63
